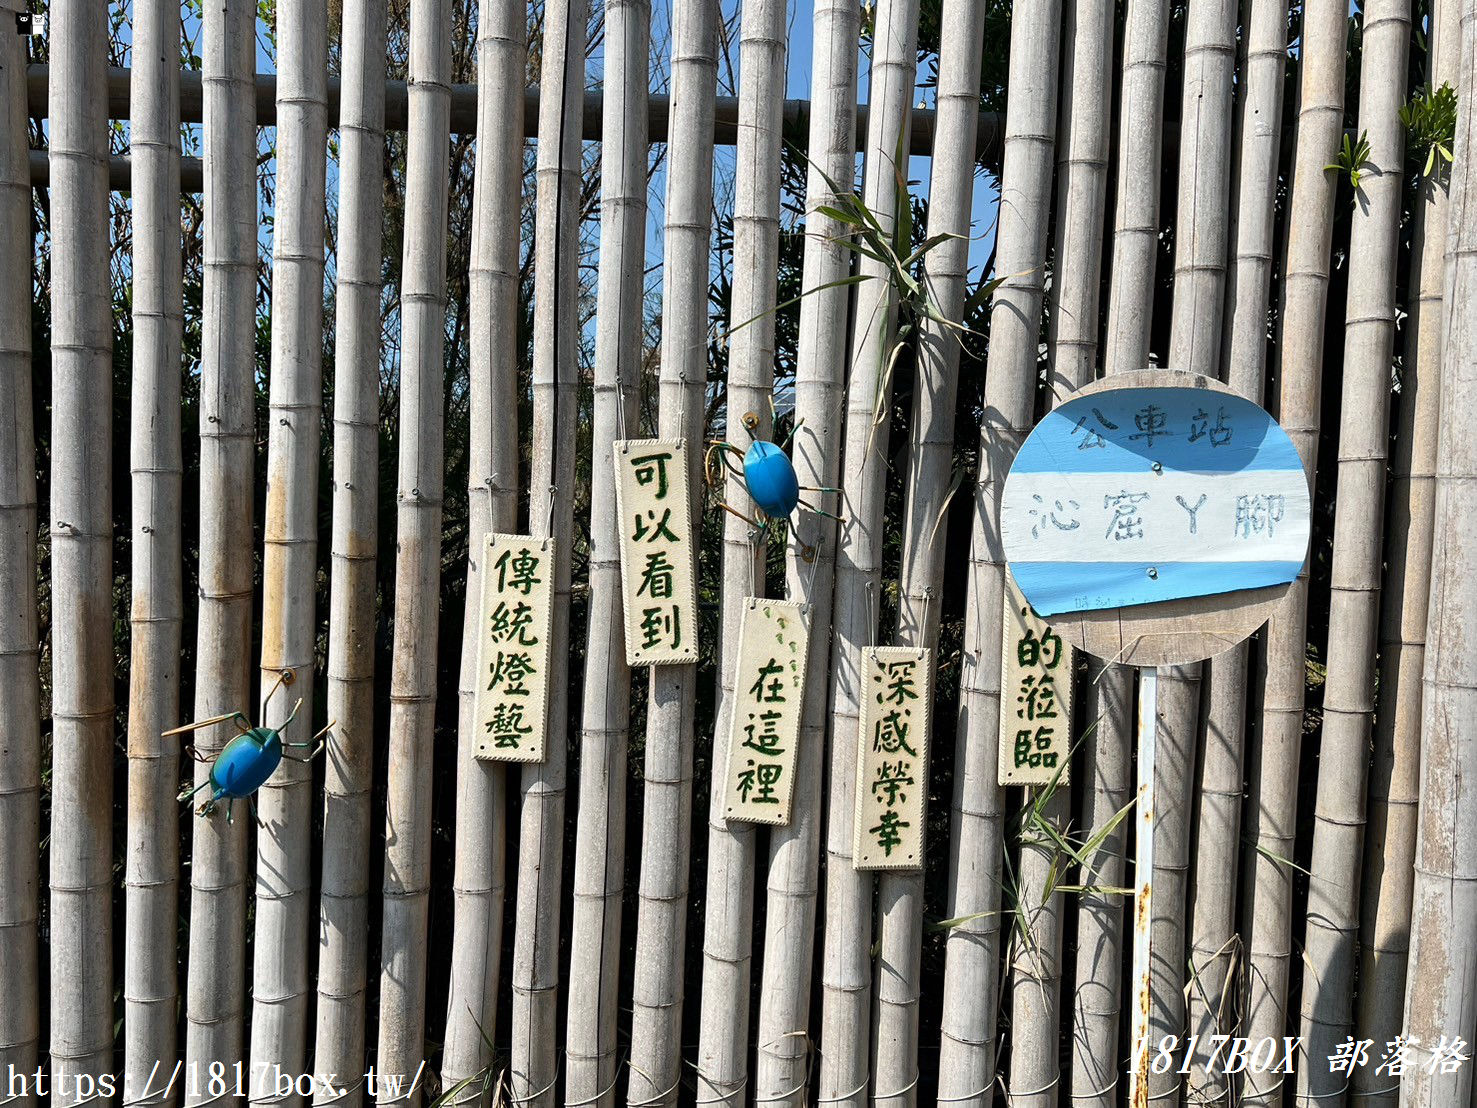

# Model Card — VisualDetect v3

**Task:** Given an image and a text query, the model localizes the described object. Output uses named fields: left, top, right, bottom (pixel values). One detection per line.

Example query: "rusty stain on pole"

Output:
left=1130, top=665, right=1157, bottom=1108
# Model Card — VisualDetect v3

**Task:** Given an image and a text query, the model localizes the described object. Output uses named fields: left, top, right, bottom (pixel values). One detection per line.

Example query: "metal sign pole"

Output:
left=1129, top=664, right=1158, bottom=1108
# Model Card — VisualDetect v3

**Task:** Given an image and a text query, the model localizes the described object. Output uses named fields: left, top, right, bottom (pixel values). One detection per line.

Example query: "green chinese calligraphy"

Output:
left=631, top=451, right=674, bottom=499
left=488, top=649, right=537, bottom=696
left=869, top=809, right=911, bottom=856
left=489, top=599, right=539, bottom=646
left=737, top=760, right=783, bottom=804
left=493, top=546, right=543, bottom=595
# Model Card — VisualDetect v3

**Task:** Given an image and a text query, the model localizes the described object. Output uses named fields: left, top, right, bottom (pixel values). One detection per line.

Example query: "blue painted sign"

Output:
left=1001, top=386, right=1311, bottom=618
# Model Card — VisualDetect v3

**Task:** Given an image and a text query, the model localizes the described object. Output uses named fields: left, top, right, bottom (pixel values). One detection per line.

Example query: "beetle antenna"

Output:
left=163, top=710, right=246, bottom=738
left=280, top=697, right=305, bottom=730
left=260, top=667, right=297, bottom=714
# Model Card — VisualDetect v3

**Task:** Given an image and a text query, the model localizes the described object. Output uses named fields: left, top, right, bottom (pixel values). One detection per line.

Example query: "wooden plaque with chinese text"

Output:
left=722, top=598, right=809, bottom=826
left=999, top=577, right=1075, bottom=785
left=472, top=534, right=555, bottom=763
left=614, top=439, right=700, bottom=666
left=853, top=646, right=932, bottom=870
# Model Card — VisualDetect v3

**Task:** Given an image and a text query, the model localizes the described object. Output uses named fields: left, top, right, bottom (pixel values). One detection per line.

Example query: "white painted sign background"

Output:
left=1001, top=371, right=1315, bottom=667
left=854, top=646, right=932, bottom=871
left=722, top=598, right=809, bottom=826
left=614, top=439, right=700, bottom=666
left=1000, top=378, right=1311, bottom=621
left=472, top=534, right=555, bottom=763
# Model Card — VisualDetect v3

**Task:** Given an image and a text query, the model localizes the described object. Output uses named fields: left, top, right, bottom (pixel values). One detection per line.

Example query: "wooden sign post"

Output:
left=853, top=646, right=932, bottom=870
left=614, top=439, right=700, bottom=666
left=999, top=579, right=1075, bottom=785
left=472, top=534, right=556, bottom=762
left=1000, top=371, right=1312, bottom=1105
left=722, top=598, right=809, bottom=826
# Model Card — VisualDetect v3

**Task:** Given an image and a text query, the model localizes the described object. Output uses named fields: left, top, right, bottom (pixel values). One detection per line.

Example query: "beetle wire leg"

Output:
left=716, top=500, right=766, bottom=533
left=178, top=777, right=210, bottom=804
left=798, top=485, right=840, bottom=494
left=704, top=442, right=746, bottom=488
left=287, top=719, right=336, bottom=749
left=282, top=738, right=327, bottom=764
left=780, top=417, right=805, bottom=450
left=798, top=498, right=844, bottom=523
left=162, top=710, right=250, bottom=738
left=251, top=795, right=266, bottom=829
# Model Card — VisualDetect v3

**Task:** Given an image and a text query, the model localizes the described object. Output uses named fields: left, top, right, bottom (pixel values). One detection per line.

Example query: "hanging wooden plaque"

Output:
left=614, top=439, right=700, bottom=666
left=998, top=576, right=1075, bottom=785
left=722, top=598, right=809, bottom=826
left=853, top=646, right=932, bottom=871
left=472, top=534, right=555, bottom=763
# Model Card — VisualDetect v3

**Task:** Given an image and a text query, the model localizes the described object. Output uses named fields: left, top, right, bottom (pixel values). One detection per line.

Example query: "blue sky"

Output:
left=103, top=1, right=1002, bottom=359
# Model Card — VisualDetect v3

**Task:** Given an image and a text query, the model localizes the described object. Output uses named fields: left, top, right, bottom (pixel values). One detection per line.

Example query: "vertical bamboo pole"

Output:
left=1168, top=0, right=1237, bottom=373
left=880, top=5, right=985, bottom=1106
left=1356, top=1, right=1459, bottom=1097
left=375, top=0, right=450, bottom=1100
left=442, top=0, right=523, bottom=1100
left=1401, top=6, right=1477, bottom=1093
left=313, top=0, right=386, bottom=1099
left=658, top=2, right=726, bottom=1105
left=47, top=0, right=114, bottom=1089
left=1012, top=0, right=1114, bottom=1091
left=1241, top=0, right=1347, bottom=1097
left=1184, top=0, right=1287, bottom=1100
left=186, top=0, right=258, bottom=1097
left=656, top=0, right=723, bottom=1091
left=1219, top=0, right=1289, bottom=405
left=564, top=1, right=645, bottom=1104
left=511, top=0, right=583, bottom=1102
left=1068, top=663, right=1132, bottom=1108
left=812, top=3, right=919, bottom=1102
left=252, top=1, right=329, bottom=1098
left=1153, top=0, right=1237, bottom=1097
left=0, top=15, right=39, bottom=1083
left=1067, top=0, right=1151, bottom=1095
left=797, top=17, right=863, bottom=1107
left=1102, top=0, right=1170, bottom=376
left=719, top=1, right=802, bottom=1100
left=1047, top=0, right=1114, bottom=398
left=125, top=0, right=184, bottom=1096
left=938, top=0, right=1057, bottom=1098
left=1298, top=0, right=1410, bottom=1099
left=750, top=3, right=858, bottom=1103
left=635, top=2, right=762, bottom=1105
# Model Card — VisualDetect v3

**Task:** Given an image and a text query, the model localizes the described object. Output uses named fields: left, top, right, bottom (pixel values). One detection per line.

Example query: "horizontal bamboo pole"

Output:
left=24, top=63, right=997, bottom=157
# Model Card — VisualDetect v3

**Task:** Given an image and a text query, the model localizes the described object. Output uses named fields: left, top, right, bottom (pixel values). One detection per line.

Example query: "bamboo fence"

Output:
left=7, top=1, right=1477, bottom=1106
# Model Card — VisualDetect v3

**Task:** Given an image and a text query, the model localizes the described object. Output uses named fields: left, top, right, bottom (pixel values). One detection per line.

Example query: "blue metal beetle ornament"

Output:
left=706, top=409, right=841, bottom=561
left=168, top=672, right=333, bottom=822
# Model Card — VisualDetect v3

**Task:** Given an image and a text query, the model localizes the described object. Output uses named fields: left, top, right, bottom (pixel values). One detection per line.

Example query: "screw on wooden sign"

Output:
left=721, top=598, right=809, bottom=826
left=472, top=534, right=555, bottom=763
left=999, top=577, right=1074, bottom=786
left=614, top=439, right=700, bottom=666
left=853, top=646, right=931, bottom=871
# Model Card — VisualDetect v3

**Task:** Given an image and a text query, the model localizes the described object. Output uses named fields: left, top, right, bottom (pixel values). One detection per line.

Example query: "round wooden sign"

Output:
left=1000, top=370, right=1311, bottom=667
